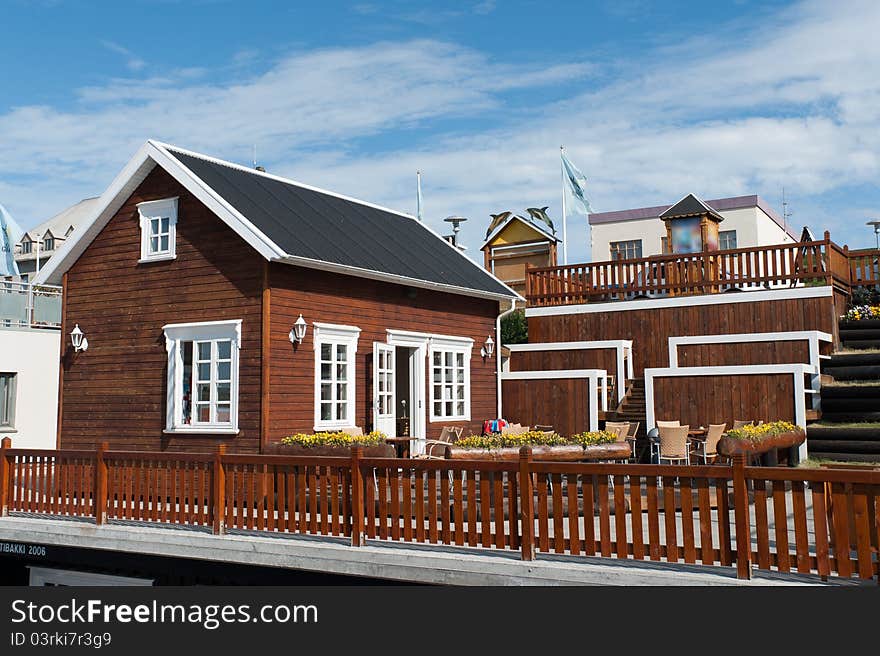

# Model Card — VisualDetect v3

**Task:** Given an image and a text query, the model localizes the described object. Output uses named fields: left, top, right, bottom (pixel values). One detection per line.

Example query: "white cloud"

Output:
left=100, top=40, right=146, bottom=72
left=2, top=0, right=880, bottom=262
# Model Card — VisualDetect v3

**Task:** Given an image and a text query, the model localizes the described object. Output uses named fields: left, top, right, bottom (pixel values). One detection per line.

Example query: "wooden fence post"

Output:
left=731, top=453, right=752, bottom=580
left=94, top=442, right=108, bottom=525
left=350, top=446, right=365, bottom=547
left=0, top=437, right=11, bottom=517
left=519, top=446, right=535, bottom=561
left=212, top=444, right=226, bottom=536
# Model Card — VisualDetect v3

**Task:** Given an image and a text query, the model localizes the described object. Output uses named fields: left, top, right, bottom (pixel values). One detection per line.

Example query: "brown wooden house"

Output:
left=36, top=141, right=520, bottom=454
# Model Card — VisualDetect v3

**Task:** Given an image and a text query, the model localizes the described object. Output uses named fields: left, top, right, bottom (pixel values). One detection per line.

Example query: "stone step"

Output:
left=806, top=451, right=880, bottom=463
left=821, top=365, right=880, bottom=380
left=840, top=340, right=880, bottom=350
left=819, top=411, right=880, bottom=423
left=821, top=385, right=880, bottom=398
left=825, top=351, right=880, bottom=367
left=821, top=397, right=880, bottom=412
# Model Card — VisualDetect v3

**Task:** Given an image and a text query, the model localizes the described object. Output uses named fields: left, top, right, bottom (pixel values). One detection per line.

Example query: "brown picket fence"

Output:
left=1, top=439, right=877, bottom=582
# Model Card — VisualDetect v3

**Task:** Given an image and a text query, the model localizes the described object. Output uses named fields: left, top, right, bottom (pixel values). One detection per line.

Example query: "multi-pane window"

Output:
left=313, top=323, right=360, bottom=430
left=163, top=320, right=240, bottom=434
left=43, top=237, right=55, bottom=251
left=610, top=239, right=642, bottom=261
left=661, top=236, right=669, bottom=254
left=0, top=373, right=16, bottom=429
left=20, top=240, right=32, bottom=255
left=138, top=198, right=178, bottom=262
left=429, top=340, right=471, bottom=421
left=182, top=339, right=233, bottom=426
left=375, top=348, right=393, bottom=416
left=719, top=230, right=737, bottom=250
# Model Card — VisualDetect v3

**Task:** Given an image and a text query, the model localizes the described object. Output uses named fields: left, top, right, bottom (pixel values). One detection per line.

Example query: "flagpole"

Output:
left=560, top=145, right=568, bottom=265
left=416, top=170, right=422, bottom=221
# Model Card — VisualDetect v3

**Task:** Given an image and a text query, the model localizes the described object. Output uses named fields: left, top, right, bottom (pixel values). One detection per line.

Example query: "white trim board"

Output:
left=525, top=285, right=833, bottom=318
left=505, top=340, right=633, bottom=403
left=500, top=368, right=608, bottom=431
left=643, top=364, right=811, bottom=460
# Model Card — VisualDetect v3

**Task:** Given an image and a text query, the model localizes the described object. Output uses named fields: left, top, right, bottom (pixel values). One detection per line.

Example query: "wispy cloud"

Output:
left=100, top=40, right=146, bottom=72
left=2, top=0, right=879, bottom=261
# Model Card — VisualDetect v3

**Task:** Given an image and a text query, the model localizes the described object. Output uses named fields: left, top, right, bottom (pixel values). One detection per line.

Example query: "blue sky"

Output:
left=2, top=0, right=878, bottom=263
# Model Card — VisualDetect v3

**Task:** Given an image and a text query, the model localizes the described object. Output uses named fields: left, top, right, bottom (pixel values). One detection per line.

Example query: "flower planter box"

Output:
left=446, top=442, right=631, bottom=462
left=277, top=443, right=395, bottom=458
left=717, top=430, right=805, bottom=458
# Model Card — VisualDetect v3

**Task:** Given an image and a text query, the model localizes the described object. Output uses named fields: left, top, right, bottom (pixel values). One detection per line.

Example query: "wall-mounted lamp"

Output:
left=289, top=314, right=307, bottom=345
left=70, top=323, right=88, bottom=352
left=480, top=335, right=494, bottom=359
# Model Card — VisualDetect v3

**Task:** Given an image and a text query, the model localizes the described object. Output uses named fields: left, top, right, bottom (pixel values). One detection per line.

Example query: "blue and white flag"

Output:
left=561, top=151, right=593, bottom=215
left=0, top=202, right=24, bottom=277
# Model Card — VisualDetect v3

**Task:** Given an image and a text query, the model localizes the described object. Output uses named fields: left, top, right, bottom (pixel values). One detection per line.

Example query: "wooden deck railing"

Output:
left=847, top=247, right=880, bottom=290
left=1, top=439, right=877, bottom=582
left=526, top=233, right=870, bottom=307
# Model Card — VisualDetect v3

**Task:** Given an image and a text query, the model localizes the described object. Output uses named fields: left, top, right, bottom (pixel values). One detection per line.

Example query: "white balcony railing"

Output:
left=0, top=280, right=62, bottom=329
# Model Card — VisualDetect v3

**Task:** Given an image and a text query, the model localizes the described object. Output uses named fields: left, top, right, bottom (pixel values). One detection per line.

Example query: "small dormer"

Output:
left=20, top=235, right=33, bottom=254
left=42, top=230, right=56, bottom=252
left=660, top=193, right=724, bottom=254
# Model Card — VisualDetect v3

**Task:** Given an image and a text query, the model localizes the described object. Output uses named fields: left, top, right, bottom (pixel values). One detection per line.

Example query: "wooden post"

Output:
left=94, top=442, right=108, bottom=525
left=524, top=263, right=532, bottom=302
left=212, top=444, right=227, bottom=535
left=731, top=453, right=752, bottom=580
left=0, top=437, right=11, bottom=517
left=519, top=446, right=535, bottom=561
left=350, top=446, right=365, bottom=547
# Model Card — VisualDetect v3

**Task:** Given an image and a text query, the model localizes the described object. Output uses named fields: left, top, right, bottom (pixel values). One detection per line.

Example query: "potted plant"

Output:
left=717, top=421, right=806, bottom=458
left=446, top=430, right=629, bottom=461
left=279, top=430, right=395, bottom=457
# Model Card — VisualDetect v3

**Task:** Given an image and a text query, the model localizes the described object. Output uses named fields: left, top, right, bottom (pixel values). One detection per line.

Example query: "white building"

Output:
left=589, top=194, right=797, bottom=262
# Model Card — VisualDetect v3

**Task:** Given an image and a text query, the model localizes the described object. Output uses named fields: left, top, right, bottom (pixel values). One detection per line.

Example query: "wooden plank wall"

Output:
left=268, top=264, right=499, bottom=446
left=528, top=295, right=835, bottom=376
left=62, top=167, right=264, bottom=453
left=501, top=379, right=592, bottom=437
left=652, top=374, right=796, bottom=428
left=508, top=350, right=617, bottom=373
left=676, top=341, right=812, bottom=367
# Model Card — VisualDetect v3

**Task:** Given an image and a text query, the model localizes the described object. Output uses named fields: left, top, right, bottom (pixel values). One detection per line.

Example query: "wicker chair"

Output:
left=651, top=425, right=690, bottom=465
left=690, top=423, right=726, bottom=464
left=731, top=419, right=753, bottom=430
left=604, top=421, right=630, bottom=441
left=416, top=426, right=462, bottom=460
left=625, top=421, right=641, bottom=462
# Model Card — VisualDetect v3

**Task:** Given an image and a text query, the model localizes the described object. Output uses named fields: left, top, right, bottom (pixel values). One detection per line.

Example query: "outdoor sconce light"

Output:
left=480, top=335, right=494, bottom=359
left=289, top=314, right=307, bottom=345
left=70, top=323, right=88, bottom=352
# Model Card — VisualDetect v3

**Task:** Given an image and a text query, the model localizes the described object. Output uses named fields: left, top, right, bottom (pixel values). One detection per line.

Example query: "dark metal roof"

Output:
left=660, top=194, right=723, bottom=221
left=168, top=149, right=514, bottom=298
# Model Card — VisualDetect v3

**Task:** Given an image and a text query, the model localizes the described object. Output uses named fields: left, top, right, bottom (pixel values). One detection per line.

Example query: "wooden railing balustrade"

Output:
left=525, top=233, right=876, bottom=307
left=0, top=438, right=877, bottom=582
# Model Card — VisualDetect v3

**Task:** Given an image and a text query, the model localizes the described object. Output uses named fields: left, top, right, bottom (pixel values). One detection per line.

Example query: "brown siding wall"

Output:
left=676, top=341, right=811, bottom=367
left=528, top=295, right=835, bottom=376
left=267, top=264, right=499, bottom=445
left=61, top=167, right=264, bottom=452
left=652, top=374, right=796, bottom=428
left=501, top=379, right=593, bottom=437
left=508, top=349, right=618, bottom=373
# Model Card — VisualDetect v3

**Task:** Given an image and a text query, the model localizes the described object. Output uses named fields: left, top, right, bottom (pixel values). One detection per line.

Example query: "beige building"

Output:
left=12, top=197, right=99, bottom=281
left=589, top=194, right=796, bottom=262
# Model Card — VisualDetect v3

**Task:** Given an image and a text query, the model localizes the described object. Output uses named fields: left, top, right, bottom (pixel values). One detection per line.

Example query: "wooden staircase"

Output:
left=607, top=378, right=647, bottom=438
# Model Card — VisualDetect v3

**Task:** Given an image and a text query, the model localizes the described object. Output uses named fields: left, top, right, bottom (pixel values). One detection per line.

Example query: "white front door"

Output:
left=373, top=342, right=396, bottom=436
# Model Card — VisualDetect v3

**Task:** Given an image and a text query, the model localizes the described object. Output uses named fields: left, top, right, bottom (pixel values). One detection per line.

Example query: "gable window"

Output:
left=313, top=323, right=360, bottom=430
left=610, top=239, right=642, bottom=261
left=719, top=230, right=737, bottom=250
left=429, top=337, right=472, bottom=421
left=43, top=236, right=55, bottom=251
left=163, top=320, right=240, bottom=434
left=138, top=197, right=178, bottom=262
left=0, top=373, right=16, bottom=430
left=20, top=239, right=32, bottom=255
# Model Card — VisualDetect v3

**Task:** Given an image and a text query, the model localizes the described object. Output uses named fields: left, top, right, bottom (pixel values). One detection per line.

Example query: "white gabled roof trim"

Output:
left=35, top=140, right=520, bottom=302
left=480, top=214, right=559, bottom=250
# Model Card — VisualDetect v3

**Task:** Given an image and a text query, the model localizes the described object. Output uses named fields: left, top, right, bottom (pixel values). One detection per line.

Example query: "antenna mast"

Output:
left=782, top=187, right=792, bottom=236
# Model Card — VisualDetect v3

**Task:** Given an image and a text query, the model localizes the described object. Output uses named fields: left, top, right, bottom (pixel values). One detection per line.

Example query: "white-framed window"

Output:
left=0, top=373, right=16, bottom=430
left=610, top=239, right=642, bottom=261
left=313, top=322, right=361, bottom=431
left=138, top=197, right=178, bottom=262
left=20, top=239, right=32, bottom=255
left=162, top=320, right=241, bottom=434
left=719, top=230, right=737, bottom=251
left=429, top=337, right=472, bottom=421
left=43, top=236, right=55, bottom=251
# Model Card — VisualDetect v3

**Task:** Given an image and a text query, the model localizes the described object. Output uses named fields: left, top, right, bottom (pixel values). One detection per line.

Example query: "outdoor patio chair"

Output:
left=604, top=421, right=630, bottom=441
left=690, top=423, right=726, bottom=464
left=731, top=420, right=753, bottom=430
left=416, top=426, right=462, bottom=460
left=656, top=420, right=680, bottom=428
left=625, top=421, right=640, bottom=462
left=501, top=423, right=529, bottom=435
left=339, top=426, right=364, bottom=436
left=651, top=424, right=690, bottom=465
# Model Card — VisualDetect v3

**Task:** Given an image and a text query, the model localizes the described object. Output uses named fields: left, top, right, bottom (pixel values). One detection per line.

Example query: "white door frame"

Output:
left=386, top=330, right=428, bottom=455
left=372, top=342, right=396, bottom=438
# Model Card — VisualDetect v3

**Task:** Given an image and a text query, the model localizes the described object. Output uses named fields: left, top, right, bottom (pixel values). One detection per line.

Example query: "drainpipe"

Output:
left=496, top=299, right=519, bottom=419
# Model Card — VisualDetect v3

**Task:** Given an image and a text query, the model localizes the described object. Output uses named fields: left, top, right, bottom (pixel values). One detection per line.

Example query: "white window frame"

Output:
left=719, top=229, right=737, bottom=251
left=162, top=319, right=241, bottom=435
left=0, top=372, right=16, bottom=431
left=313, top=322, right=361, bottom=431
left=138, top=197, right=178, bottom=263
left=428, top=335, right=473, bottom=422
